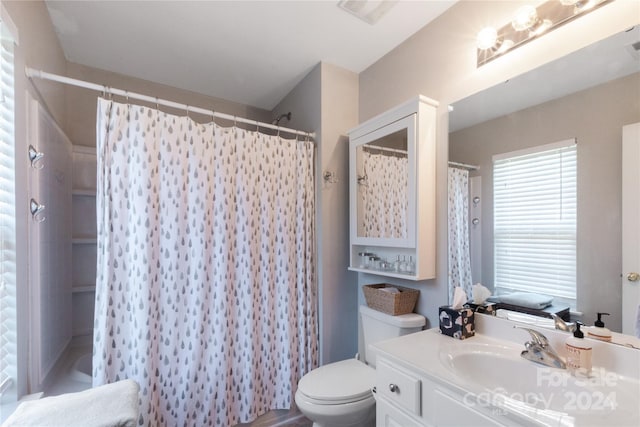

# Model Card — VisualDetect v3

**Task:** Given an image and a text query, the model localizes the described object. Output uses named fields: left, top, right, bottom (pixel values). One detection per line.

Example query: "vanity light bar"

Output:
left=477, top=0, right=614, bottom=67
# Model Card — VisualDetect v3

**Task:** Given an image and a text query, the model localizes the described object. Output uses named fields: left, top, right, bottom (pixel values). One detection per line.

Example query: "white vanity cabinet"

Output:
left=349, top=95, right=438, bottom=281
left=375, top=353, right=507, bottom=427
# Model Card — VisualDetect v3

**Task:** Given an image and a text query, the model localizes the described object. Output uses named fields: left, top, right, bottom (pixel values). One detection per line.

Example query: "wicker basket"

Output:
left=363, top=284, right=419, bottom=315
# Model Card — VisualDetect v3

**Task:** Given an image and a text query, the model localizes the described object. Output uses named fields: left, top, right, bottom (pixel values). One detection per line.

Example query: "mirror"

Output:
left=356, top=128, right=409, bottom=239
left=448, top=27, right=640, bottom=336
left=349, top=95, right=437, bottom=281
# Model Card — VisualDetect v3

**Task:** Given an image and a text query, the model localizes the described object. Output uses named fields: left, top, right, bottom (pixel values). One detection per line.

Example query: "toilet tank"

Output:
left=360, top=305, right=425, bottom=367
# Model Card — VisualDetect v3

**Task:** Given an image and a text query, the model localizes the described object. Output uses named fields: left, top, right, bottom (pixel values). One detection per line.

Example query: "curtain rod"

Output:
left=25, top=67, right=316, bottom=139
left=448, top=161, right=479, bottom=171
left=363, top=144, right=407, bottom=155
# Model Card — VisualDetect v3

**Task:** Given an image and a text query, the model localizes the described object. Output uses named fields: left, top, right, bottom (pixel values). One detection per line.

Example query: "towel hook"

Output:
left=28, top=145, right=45, bottom=169
left=30, top=198, right=46, bottom=223
left=324, top=171, right=338, bottom=184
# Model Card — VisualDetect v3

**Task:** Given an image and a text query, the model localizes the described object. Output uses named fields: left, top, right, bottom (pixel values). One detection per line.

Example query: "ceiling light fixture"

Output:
left=477, top=0, right=613, bottom=67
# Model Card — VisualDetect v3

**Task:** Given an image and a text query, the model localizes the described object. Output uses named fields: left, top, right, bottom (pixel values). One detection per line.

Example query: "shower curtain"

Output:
left=93, top=99, right=317, bottom=426
left=448, top=167, right=473, bottom=303
left=362, top=151, right=408, bottom=238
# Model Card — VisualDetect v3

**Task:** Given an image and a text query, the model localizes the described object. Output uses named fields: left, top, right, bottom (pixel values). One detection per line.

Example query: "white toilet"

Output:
left=295, top=305, right=425, bottom=427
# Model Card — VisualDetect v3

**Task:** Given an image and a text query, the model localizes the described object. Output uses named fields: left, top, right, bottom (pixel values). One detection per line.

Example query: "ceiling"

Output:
left=449, top=25, right=640, bottom=132
left=45, top=0, right=457, bottom=111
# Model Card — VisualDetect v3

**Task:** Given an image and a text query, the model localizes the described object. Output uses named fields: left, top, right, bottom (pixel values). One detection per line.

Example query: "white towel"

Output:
left=2, top=379, right=139, bottom=427
left=491, top=292, right=554, bottom=309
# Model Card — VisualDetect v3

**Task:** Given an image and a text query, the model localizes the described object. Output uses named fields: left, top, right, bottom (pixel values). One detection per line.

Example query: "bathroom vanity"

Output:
left=372, top=315, right=640, bottom=426
left=348, top=95, right=438, bottom=281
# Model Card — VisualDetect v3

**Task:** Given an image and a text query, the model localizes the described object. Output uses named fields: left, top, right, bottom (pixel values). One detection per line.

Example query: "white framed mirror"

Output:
left=352, top=114, right=415, bottom=248
left=349, top=95, right=438, bottom=280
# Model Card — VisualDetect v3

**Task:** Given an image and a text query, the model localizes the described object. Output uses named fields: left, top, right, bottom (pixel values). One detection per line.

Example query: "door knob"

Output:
left=389, top=383, right=399, bottom=393
left=627, top=272, right=640, bottom=282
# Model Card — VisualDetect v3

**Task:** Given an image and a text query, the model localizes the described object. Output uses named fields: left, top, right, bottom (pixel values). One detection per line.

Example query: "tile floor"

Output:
left=234, top=407, right=312, bottom=427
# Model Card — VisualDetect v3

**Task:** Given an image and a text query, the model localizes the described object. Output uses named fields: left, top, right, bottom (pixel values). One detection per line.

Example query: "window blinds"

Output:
left=493, top=140, right=577, bottom=306
left=0, top=24, right=16, bottom=399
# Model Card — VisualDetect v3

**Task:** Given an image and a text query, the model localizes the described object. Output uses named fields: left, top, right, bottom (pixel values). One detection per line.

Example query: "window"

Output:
left=493, top=140, right=577, bottom=308
left=0, top=15, right=16, bottom=402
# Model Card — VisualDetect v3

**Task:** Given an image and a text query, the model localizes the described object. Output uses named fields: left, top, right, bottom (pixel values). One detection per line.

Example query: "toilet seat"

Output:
left=297, top=358, right=375, bottom=405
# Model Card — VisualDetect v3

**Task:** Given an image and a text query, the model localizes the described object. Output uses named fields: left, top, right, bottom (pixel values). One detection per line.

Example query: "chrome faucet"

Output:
left=550, top=313, right=576, bottom=333
left=515, top=326, right=566, bottom=369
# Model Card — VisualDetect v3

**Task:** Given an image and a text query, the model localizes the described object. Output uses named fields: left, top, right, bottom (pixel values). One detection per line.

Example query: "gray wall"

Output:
left=274, top=63, right=359, bottom=365
left=357, top=0, right=639, bottom=328
left=450, top=73, right=640, bottom=331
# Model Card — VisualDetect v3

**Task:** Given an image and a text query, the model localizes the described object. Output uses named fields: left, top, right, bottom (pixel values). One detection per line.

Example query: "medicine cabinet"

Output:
left=349, top=95, right=438, bottom=281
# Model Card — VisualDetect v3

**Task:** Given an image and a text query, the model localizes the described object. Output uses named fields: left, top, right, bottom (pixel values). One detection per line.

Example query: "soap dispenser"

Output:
left=587, top=312, right=612, bottom=342
left=565, top=322, right=592, bottom=376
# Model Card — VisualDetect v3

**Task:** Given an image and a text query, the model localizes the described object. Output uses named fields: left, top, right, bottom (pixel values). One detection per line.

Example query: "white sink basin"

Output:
left=439, top=341, right=640, bottom=425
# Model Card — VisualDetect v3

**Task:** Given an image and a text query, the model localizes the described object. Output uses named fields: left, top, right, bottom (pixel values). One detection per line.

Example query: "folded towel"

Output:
left=2, top=379, right=139, bottom=427
left=488, top=292, right=554, bottom=310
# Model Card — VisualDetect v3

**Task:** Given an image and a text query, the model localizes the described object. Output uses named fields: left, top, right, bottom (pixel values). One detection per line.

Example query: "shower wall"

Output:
left=26, top=93, right=72, bottom=392
left=469, top=175, right=482, bottom=285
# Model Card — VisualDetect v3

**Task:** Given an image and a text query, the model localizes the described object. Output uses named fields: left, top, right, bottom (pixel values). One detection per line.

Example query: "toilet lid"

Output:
left=297, top=359, right=375, bottom=403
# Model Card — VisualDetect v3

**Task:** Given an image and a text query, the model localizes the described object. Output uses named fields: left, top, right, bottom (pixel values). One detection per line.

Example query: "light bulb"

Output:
left=477, top=27, right=498, bottom=50
left=512, top=5, right=539, bottom=31
left=560, top=0, right=593, bottom=10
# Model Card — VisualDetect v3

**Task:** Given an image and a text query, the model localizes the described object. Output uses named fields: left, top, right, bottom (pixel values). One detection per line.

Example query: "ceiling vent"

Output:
left=626, top=40, right=640, bottom=60
left=337, top=0, right=398, bottom=25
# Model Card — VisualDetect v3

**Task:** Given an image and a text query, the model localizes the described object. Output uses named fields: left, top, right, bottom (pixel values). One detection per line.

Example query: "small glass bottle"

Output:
left=407, top=256, right=415, bottom=274
left=399, top=256, right=407, bottom=273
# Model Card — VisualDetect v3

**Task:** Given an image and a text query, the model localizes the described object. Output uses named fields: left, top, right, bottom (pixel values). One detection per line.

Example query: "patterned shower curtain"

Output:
left=93, top=98, right=317, bottom=426
left=362, top=151, right=408, bottom=238
left=448, top=167, right=473, bottom=304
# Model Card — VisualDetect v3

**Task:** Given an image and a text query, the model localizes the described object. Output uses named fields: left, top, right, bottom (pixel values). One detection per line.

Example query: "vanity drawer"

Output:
left=376, top=359, right=421, bottom=416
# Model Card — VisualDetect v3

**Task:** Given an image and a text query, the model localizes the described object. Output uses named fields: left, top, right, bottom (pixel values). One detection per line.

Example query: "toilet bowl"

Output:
left=295, top=358, right=375, bottom=427
left=295, top=305, right=425, bottom=427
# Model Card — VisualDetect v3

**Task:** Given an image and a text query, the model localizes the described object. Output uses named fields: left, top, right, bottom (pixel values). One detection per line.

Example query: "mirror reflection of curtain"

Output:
left=448, top=167, right=473, bottom=303
left=362, top=151, right=408, bottom=239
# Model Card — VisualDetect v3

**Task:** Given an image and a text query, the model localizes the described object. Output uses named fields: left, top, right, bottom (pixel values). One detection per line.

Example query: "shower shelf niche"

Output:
left=71, top=145, right=97, bottom=337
